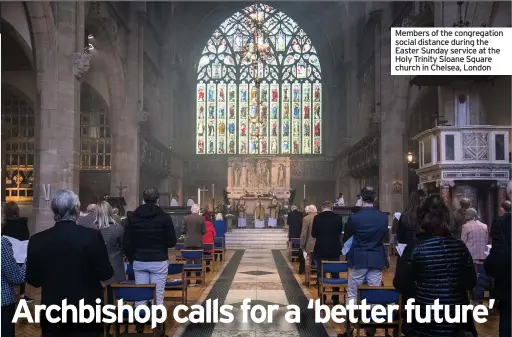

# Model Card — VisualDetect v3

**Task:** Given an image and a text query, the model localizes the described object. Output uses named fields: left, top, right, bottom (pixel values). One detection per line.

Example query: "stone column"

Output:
left=110, top=4, right=143, bottom=211
left=497, top=181, right=507, bottom=216
left=227, top=163, right=233, bottom=188
left=438, top=180, right=454, bottom=208
left=486, top=186, right=494, bottom=229
left=31, top=2, right=84, bottom=233
left=378, top=8, right=405, bottom=218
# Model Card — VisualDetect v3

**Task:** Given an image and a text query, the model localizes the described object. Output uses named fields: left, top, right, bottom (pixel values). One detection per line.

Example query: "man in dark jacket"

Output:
left=343, top=186, right=388, bottom=304
left=124, top=188, right=176, bottom=306
left=287, top=205, right=304, bottom=273
left=26, top=190, right=113, bottom=337
left=485, top=200, right=511, bottom=337
left=312, top=201, right=343, bottom=303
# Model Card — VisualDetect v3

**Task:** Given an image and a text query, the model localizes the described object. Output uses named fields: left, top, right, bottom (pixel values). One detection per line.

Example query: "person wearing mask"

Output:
left=343, top=186, right=388, bottom=307
left=485, top=200, right=511, bottom=337
left=1, top=236, right=26, bottom=337
left=394, top=195, right=477, bottom=337
left=396, top=189, right=426, bottom=245
left=124, top=188, right=176, bottom=308
left=1, top=201, right=31, bottom=302
left=182, top=204, right=206, bottom=283
left=26, top=190, right=113, bottom=337
left=287, top=205, right=304, bottom=273
left=78, top=204, right=98, bottom=228
left=213, top=213, right=226, bottom=261
left=452, top=197, right=470, bottom=239
left=203, top=216, right=216, bottom=272
left=311, top=201, right=343, bottom=304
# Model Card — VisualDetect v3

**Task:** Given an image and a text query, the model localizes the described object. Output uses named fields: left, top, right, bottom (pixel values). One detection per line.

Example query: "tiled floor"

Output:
left=212, top=249, right=297, bottom=337
left=15, top=249, right=501, bottom=337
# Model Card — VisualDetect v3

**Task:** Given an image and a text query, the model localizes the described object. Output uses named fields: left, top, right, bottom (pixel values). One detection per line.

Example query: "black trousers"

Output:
left=1, top=304, right=16, bottom=337
left=298, top=248, right=305, bottom=274
left=499, top=300, right=511, bottom=337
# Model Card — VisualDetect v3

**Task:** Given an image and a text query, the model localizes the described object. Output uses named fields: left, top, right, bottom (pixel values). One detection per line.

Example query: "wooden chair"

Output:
left=123, top=263, right=135, bottom=284
left=289, top=238, right=300, bottom=262
left=203, top=243, right=215, bottom=272
left=304, top=250, right=318, bottom=287
left=355, top=285, right=402, bottom=337
left=164, top=263, right=188, bottom=304
left=214, top=237, right=225, bottom=262
left=181, top=249, right=206, bottom=286
left=175, top=243, right=186, bottom=262
left=107, top=283, right=157, bottom=337
left=318, top=260, right=349, bottom=305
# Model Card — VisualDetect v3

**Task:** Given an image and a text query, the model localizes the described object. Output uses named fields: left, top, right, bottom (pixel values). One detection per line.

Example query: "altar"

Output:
left=227, top=156, right=291, bottom=217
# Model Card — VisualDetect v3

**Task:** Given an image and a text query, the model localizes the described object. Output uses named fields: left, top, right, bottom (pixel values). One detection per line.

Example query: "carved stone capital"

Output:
left=437, top=180, right=455, bottom=188
left=73, top=52, right=91, bottom=79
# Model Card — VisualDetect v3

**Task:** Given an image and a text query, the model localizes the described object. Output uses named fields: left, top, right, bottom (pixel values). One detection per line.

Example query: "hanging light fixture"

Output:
left=453, top=2, right=470, bottom=27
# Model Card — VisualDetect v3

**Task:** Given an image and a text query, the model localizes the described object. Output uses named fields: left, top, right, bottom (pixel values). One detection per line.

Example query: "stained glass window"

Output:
left=196, top=3, right=322, bottom=155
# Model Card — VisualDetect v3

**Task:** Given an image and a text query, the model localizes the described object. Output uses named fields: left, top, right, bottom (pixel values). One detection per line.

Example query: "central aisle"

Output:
left=213, top=249, right=298, bottom=337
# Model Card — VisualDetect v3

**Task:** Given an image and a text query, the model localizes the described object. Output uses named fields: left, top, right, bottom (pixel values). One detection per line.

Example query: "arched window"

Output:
left=1, top=88, right=35, bottom=203
left=196, top=3, right=322, bottom=155
left=80, top=84, right=111, bottom=170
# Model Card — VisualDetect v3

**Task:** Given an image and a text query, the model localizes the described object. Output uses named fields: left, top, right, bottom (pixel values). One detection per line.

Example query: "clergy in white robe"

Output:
left=187, top=198, right=194, bottom=207
left=254, top=201, right=266, bottom=228
left=335, top=193, right=345, bottom=206
left=268, top=197, right=279, bottom=228
left=171, top=198, right=179, bottom=206
left=237, top=200, right=247, bottom=228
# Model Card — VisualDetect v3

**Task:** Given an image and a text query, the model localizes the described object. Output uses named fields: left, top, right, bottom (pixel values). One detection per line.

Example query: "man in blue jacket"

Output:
left=344, top=186, right=389, bottom=304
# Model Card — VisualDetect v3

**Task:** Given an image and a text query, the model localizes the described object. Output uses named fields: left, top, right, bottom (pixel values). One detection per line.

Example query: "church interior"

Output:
left=1, top=1, right=511, bottom=337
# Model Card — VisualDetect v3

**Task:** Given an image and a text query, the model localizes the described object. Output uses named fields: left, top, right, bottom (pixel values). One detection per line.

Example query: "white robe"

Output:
left=187, top=199, right=194, bottom=207
left=171, top=198, right=179, bottom=206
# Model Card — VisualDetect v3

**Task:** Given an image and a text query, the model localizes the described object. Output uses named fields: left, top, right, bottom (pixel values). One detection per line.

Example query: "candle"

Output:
left=304, top=184, right=306, bottom=199
left=212, top=184, right=215, bottom=199
left=197, top=188, right=201, bottom=207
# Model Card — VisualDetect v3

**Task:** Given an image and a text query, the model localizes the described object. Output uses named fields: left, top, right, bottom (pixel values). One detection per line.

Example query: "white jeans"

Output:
left=347, top=268, right=383, bottom=304
left=133, top=260, right=168, bottom=306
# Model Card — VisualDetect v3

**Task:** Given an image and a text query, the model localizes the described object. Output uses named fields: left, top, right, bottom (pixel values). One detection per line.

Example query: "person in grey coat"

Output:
left=183, top=204, right=206, bottom=249
left=95, top=201, right=125, bottom=284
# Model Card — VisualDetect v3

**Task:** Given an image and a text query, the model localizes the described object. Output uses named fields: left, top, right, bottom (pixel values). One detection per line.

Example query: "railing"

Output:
left=413, top=126, right=510, bottom=167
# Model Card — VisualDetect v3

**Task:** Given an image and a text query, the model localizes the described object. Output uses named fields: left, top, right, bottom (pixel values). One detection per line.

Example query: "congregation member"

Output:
left=311, top=201, right=343, bottom=304
left=78, top=203, right=97, bottom=228
left=485, top=200, right=511, bottom=337
left=268, top=196, right=279, bottom=228
left=287, top=205, right=304, bottom=273
left=396, top=189, right=426, bottom=245
left=183, top=204, right=206, bottom=283
left=203, top=215, right=216, bottom=272
left=394, top=194, right=477, bottom=337
left=461, top=208, right=489, bottom=303
left=213, top=213, right=226, bottom=261
left=1, top=236, right=26, bottom=337
left=96, top=201, right=125, bottom=284
left=121, top=210, right=133, bottom=228
left=1, top=201, right=32, bottom=302
left=124, top=188, right=176, bottom=307
left=452, top=197, right=470, bottom=239
left=335, top=193, right=345, bottom=206
left=343, top=186, right=388, bottom=306
left=111, top=207, right=122, bottom=225
left=300, top=204, right=317, bottom=277
left=26, top=190, right=113, bottom=337
left=237, top=197, right=247, bottom=228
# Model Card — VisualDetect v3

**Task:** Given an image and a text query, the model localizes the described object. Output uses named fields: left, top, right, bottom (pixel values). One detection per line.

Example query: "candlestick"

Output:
left=212, top=184, right=215, bottom=199
left=303, top=184, right=306, bottom=199
left=198, top=188, right=201, bottom=207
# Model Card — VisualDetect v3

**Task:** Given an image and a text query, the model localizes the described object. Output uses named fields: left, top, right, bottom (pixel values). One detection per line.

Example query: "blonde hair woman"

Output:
left=95, top=201, right=125, bottom=283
